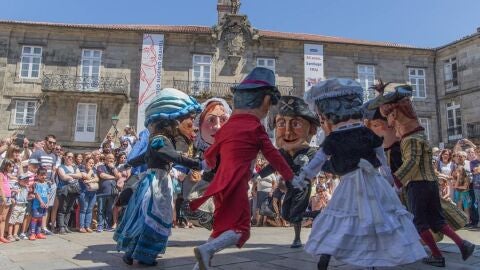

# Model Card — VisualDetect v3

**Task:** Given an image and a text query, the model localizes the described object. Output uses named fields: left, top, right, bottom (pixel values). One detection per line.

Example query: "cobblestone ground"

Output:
left=0, top=227, right=479, bottom=270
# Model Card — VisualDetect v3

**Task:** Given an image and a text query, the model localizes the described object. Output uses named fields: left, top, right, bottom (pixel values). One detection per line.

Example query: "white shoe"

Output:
left=194, top=230, right=241, bottom=270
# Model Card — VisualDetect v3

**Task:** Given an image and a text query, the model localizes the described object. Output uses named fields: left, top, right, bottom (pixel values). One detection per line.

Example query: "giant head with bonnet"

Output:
left=145, top=88, right=202, bottom=139
left=268, top=96, right=319, bottom=152
left=231, top=67, right=281, bottom=118
left=304, top=78, right=364, bottom=134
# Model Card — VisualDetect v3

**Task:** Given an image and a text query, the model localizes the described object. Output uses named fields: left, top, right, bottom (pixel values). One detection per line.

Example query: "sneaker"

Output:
left=42, top=228, right=53, bottom=235
left=28, top=234, right=36, bottom=241
left=36, top=233, right=47, bottom=239
left=14, top=235, right=20, bottom=241
left=58, top=227, right=67, bottom=235
left=422, top=256, right=445, bottom=267
left=106, top=227, right=116, bottom=232
left=96, top=227, right=103, bottom=233
left=7, top=235, right=15, bottom=242
left=19, top=233, right=28, bottom=240
left=290, top=239, right=302, bottom=248
left=460, top=240, right=475, bottom=261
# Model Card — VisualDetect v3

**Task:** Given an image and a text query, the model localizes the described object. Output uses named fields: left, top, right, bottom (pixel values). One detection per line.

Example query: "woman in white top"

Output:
left=437, top=149, right=456, bottom=201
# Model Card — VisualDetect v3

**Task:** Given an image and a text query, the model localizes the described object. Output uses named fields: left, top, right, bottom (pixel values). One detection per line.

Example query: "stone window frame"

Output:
left=19, top=45, right=43, bottom=79
left=419, top=117, right=430, bottom=141
left=408, top=67, right=427, bottom=99
left=357, top=64, right=376, bottom=101
left=256, top=57, right=276, bottom=73
left=13, top=99, right=37, bottom=126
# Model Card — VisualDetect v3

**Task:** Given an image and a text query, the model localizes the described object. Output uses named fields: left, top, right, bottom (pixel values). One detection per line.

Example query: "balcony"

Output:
left=168, top=79, right=297, bottom=99
left=42, top=74, right=129, bottom=95
left=467, top=122, right=480, bottom=139
left=447, top=126, right=463, bottom=142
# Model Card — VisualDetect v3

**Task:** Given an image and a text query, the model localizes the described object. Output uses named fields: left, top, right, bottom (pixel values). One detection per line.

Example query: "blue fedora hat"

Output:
left=231, top=67, right=278, bottom=92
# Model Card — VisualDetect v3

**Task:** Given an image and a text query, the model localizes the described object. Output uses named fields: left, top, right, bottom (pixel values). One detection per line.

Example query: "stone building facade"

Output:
left=0, top=0, right=477, bottom=150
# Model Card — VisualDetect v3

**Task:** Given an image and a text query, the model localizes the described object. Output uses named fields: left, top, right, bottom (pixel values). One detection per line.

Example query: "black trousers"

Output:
left=57, top=192, right=78, bottom=228
left=407, top=181, right=446, bottom=232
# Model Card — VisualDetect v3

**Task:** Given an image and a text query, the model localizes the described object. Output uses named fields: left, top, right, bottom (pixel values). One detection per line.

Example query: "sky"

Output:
left=1, top=0, right=479, bottom=48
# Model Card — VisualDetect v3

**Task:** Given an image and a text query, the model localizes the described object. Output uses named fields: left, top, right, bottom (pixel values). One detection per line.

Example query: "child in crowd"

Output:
left=454, top=165, right=472, bottom=221
left=19, top=159, right=40, bottom=239
left=29, top=167, right=49, bottom=241
left=439, top=176, right=451, bottom=201
left=7, top=174, right=29, bottom=241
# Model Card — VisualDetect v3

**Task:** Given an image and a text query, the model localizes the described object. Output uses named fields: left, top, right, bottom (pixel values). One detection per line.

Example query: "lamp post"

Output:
left=111, top=114, right=120, bottom=143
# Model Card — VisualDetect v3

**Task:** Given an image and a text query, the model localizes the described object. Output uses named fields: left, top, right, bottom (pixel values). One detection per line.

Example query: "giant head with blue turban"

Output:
left=144, top=88, right=202, bottom=139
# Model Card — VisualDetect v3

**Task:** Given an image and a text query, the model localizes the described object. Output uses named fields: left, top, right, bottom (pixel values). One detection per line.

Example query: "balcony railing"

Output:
left=42, top=74, right=129, bottom=95
left=467, top=122, right=480, bottom=139
left=168, top=79, right=296, bottom=99
left=447, top=126, right=463, bottom=142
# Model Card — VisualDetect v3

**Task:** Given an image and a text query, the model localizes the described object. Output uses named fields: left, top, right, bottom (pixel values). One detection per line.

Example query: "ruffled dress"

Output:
left=303, top=126, right=426, bottom=267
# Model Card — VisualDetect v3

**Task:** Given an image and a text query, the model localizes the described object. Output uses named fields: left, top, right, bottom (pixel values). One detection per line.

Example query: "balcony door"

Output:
left=446, top=101, right=462, bottom=141
left=75, top=103, right=97, bottom=142
left=192, top=55, right=211, bottom=93
left=80, top=49, right=102, bottom=91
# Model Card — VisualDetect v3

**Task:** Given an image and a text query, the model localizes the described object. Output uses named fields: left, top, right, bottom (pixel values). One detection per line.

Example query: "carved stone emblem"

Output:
left=222, top=24, right=245, bottom=57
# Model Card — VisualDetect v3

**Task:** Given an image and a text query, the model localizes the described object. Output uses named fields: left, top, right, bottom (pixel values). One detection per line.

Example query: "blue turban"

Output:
left=144, top=88, right=202, bottom=127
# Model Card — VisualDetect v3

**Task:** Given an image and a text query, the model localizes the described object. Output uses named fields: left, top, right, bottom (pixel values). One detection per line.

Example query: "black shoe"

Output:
left=290, top=239, right=302, bottom=248
left=138, top=260, right=157, bottom=266
left=317, top=254, right=331, bottom=270
left=122, top=254, right=133, bottom=265
left=58, top=227, right=67, bottom=235
left=465, top=223, right=474, bottom=228
left=460, top=240, right=475, bottom=261
left=422, top=256, right=445, bottom=267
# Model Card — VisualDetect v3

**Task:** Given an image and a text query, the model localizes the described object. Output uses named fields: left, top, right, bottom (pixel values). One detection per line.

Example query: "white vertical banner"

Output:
left=304, top=44, right=325, bottom=146
left=304, top=44, right=324, bottom=92
left=137, top=33, right=164, bottom=132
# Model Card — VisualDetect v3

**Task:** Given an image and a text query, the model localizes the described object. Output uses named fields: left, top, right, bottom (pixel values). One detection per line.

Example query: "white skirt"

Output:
left=305, top=160, right=427, bottom=267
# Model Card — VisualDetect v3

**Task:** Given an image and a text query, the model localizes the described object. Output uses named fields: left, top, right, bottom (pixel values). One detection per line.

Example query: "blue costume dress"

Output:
left=114, top=134, right=202, bottom=264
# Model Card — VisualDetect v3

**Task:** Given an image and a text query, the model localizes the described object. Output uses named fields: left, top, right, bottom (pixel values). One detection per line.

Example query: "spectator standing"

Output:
left=0, top=160, right=14, bottom=243
left=120, top=125, right=138, bottom=147
left=471, top=147, right=480, bottom=228
left=96, top=153, right=120, bottom=232
left=78, top=157, right=99, bottom=233
left=56, top=152, right=82, bottom=234
left=454, top=165, right=472, bottom=223
left=19, top=159, right=39, bottom=239
left=112, top=152, right=130, bottom=230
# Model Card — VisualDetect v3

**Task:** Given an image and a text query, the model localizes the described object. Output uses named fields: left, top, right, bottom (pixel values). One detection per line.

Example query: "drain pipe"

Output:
left=433, top=51, right=442, bottom=145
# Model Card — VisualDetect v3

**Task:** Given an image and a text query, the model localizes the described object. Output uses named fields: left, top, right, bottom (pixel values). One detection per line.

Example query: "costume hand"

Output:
left=292, top=173, right=308, bottom=190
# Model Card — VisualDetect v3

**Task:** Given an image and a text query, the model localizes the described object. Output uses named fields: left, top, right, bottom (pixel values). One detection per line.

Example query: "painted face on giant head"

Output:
left=200, top=104, right=229, bottom=145
left=178, top=114, right=197, bottom=142
left=275, top=115, right=313, bottom=152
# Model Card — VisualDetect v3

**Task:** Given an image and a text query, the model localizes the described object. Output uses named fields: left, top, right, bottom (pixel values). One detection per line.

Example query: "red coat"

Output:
left=190, top=114, right=294, bottom=247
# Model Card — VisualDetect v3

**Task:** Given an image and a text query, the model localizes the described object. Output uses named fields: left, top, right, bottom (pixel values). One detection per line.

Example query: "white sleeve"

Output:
left=374, top=146, right=394, bottom=185
left=303, top=148, right=328, bottom=179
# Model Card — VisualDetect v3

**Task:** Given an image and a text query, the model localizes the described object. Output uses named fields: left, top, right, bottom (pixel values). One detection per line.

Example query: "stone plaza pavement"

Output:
left=0, top=227, right=479, bottom=270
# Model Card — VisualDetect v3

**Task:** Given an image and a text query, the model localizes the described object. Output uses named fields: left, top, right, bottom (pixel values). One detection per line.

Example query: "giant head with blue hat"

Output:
left=231, top=67, right=281, bottom=115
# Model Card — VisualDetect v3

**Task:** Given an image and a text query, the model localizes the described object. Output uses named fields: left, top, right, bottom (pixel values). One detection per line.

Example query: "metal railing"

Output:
left=447, top=126, right=463, bottom=142
left=467, top=122, right=480, bottom=139
left=168, top=79, right=297, bottom=99
left=42, top=74, right=129, bottom=94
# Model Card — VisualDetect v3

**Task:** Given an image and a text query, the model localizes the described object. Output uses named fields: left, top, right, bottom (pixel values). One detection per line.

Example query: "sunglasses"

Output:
left=47, top=140, right=57, bottom=144
left=66, top=156, right=74, bottom=159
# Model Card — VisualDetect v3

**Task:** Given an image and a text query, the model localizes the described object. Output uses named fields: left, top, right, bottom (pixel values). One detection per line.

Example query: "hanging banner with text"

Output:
left=304, top=44, right=325, bottom=146
left=304, top=44, right=324, bottom=92
left=136, top=33, right=164, bottom=132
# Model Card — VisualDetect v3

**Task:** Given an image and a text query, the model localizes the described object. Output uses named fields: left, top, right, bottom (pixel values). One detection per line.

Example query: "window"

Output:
left=444, top=57, right=458, bottom=90
left=20, top=46, right=42, bottom=79
left=80, top=49, right=102, bottom=90
left=75, top=103, right=97, bottom=142
left=409, top=68, right=426, bottom=98
left=257, top=58, right=275, bottom=72
left=192, top=55, right=212, bottom=92
left=14, top=100, right=36, bottom=125
left=419, top=118, right=430, bottom=141
left=446, top=101, right=462, bottom=141
left=357, top=65, right=375, bottom=101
